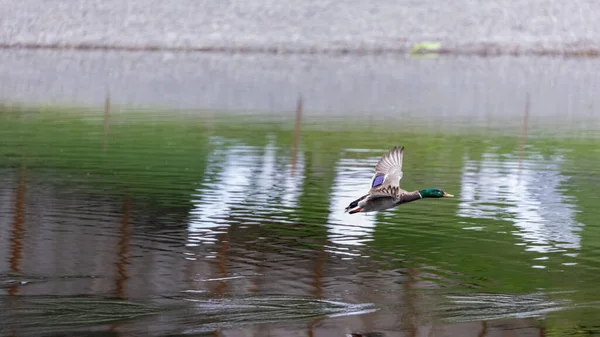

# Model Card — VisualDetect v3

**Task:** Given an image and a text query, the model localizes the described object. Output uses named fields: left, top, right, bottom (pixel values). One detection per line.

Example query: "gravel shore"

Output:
left=2, top=0, right=600, bottom=55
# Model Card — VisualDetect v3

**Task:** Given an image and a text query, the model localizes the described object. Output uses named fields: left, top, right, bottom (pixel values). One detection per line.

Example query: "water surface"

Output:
left=1, top=103, right=599, bottom=336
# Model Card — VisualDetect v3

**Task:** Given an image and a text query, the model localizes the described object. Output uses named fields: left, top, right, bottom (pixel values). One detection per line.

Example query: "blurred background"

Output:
left=1, top=1, right=600, bottom=336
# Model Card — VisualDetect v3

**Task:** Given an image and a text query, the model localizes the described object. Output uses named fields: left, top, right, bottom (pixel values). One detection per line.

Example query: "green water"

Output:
left=1, top=107, right=600, bottom=336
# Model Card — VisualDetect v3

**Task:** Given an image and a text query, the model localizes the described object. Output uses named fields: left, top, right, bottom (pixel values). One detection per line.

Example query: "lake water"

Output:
left=1, top=55, right=600, bottom=336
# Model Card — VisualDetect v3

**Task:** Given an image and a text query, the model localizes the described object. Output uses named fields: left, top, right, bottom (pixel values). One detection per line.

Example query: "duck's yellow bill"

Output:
left=442, top=192, right=454, bottom=198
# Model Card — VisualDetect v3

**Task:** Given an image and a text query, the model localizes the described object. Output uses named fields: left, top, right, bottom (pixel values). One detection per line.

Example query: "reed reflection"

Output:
left=8, top=166, right=26, bottom=296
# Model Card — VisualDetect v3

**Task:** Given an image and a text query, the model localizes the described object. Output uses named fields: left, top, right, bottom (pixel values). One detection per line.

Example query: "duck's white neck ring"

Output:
left=417, top=192, right=423, bottom=199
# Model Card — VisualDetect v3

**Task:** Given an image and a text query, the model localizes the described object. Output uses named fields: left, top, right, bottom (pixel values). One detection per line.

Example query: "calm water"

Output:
left=1, top=104, right=600, bottom=337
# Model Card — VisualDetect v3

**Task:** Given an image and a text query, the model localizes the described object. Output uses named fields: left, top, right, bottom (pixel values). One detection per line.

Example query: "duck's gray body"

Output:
left=360, top=196, right=399, bottom=212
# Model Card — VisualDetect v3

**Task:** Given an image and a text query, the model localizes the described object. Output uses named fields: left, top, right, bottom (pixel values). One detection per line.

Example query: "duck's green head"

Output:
left=419, top=188, right=454, bottom=198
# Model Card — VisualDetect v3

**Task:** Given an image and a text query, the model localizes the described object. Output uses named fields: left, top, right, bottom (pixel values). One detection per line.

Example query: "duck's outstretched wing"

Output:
left=368, top=146, right=404, bottom=195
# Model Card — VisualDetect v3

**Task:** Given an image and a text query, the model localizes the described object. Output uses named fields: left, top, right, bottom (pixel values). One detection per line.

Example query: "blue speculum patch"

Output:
left=372, top=175, right=385, bottom=188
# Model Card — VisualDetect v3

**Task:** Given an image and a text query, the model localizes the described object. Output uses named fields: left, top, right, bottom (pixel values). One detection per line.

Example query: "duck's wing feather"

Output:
left=368, top=146, right=404, bottom=194
left=368, top=186, right=403, bottom=200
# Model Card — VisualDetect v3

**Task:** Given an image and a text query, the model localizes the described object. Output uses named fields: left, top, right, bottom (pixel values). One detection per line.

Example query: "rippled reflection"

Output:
left=187, top=139, right=253, bottom=249
left=187, top=137, right=306, bottom=250
left=327, top=154, right=377, bottom=248
left=458, top=151, right=583, bottom=264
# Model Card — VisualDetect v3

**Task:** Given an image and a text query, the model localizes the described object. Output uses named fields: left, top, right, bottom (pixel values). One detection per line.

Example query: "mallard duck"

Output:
left=345, top=146, right=454, bottom=214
